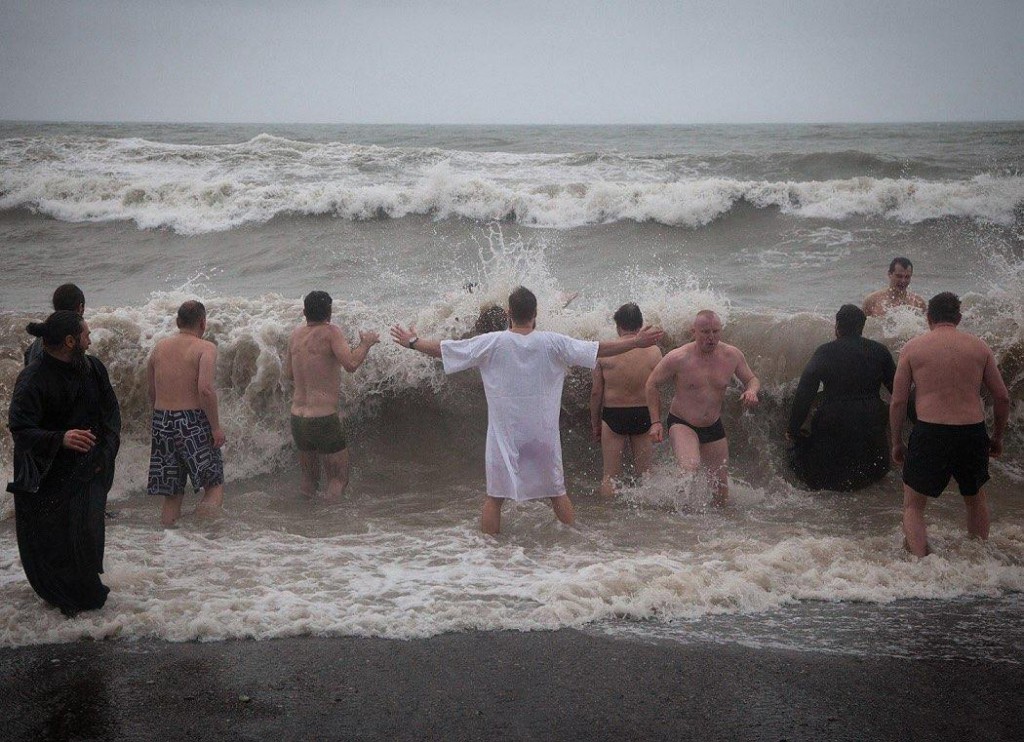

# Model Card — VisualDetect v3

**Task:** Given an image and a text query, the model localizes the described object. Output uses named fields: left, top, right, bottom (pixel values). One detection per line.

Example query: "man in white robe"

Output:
left=391, top=287, right=663, bottom=534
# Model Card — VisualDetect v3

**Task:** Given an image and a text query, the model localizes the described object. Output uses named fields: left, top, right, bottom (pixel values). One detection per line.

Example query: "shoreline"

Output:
left=2, top=629, right=1022, bottom=741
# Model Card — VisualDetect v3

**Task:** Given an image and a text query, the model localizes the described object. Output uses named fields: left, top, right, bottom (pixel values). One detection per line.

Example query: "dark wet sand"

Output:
left=2, top=630, right=1022, bottom=741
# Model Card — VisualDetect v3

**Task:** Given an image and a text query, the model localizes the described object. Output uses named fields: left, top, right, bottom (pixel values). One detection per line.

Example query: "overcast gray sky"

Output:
left=1, top=0, right=1021, bottom=124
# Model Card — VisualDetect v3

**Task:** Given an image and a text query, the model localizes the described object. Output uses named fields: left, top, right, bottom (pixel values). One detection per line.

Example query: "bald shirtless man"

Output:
left=890, top=292, right=1010, bottom=557
left=284, top=291, right=379, bottom=500
left=645, top=310, right=760, bottom=505
left=590, top=303, right=663, bottom=497
left=862, top=257, right=927, bottom=317
left=148, top=301, right=225, bottom=526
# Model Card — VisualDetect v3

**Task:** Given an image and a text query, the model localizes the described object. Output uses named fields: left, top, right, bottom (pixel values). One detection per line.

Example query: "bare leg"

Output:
left=964, top=490, right=990, bottom=541
left=630, top=432, right=654, bottom=478
left=550, top=495, right=575, bottom=526
left=700, top=438, right=730, bottom=507
left=322, top=449, right=351, bottom=501
left=161, top=494, right=184, bottom=527
left=668, top=425, right=701, bottom=474
left=481, top=496, right=504, bottom=535
left=902, top=486, right=931, bottom=557
left=197, top=483, right=224, bottom=518
left=599, top=422, right=627, bottom=498
left=298, top=451, right=320, bottom=499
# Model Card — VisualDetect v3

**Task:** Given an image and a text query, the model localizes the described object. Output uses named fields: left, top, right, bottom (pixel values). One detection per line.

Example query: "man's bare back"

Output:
left=597, top=346, right=663, bottom=407
left=150, top=333, right=217, bottom=412
left=286, top=322, right=379, bottom=418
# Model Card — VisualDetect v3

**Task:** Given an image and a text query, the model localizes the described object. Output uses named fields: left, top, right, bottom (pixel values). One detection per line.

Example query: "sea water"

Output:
left=1, top=122, right=1021, bottom=659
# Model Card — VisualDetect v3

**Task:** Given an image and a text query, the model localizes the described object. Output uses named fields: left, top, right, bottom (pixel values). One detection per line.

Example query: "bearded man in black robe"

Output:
left=7, top=310, right=121, bottom=616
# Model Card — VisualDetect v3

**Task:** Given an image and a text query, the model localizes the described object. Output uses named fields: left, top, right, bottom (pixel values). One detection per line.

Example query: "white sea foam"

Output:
left=2, top=136, right=1022, bottom=234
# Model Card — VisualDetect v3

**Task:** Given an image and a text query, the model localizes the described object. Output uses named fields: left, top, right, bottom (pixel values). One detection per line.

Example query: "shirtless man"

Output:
left=862, top=257, right=927, bottom=317
left=645, top=310, right=760, bottom=505
left=284, top=291, right=379, bottom=500
left=590, top=303, right=663, bottom=497
left=890, top=292, right=1010, bottom=557
left=147, top=301, right=225, bottom=526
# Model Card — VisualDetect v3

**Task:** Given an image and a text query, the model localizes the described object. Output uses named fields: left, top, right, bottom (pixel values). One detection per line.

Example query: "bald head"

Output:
left=692, top=310, right=723, bottom=353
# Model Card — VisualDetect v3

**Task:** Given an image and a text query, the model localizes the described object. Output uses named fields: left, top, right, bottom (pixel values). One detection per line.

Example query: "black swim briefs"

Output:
left=903, top=421, right=990, bottom=498
left=665, top=413, right=726, bottom=444
left=290, top=414, right=347, bottom=454
left=601, top=406, right=653, bottom=436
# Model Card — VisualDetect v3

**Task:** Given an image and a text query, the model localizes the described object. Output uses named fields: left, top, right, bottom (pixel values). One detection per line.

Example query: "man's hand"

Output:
left=649, top=421, right=664, bottom=443
left=360, top=330, right=381, bottom=347
left=634, top=325, right=665, bottom=348
left=591, top=423, right=601, bottom=443
left=62, top=429, right=97, bottom=453
left=390, top=324, right=417, bottom=348
left=212, top=426, right=226, bottom=449
left=740, top=389, right=759, bottom=408
left=891, top=442, right=906, bottom=465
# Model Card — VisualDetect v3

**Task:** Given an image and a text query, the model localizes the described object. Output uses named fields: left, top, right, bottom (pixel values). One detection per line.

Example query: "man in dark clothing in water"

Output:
left=787, top=305, right=896, bottom=491
left=24, top=283, right=86, bottom=366
left=7, top=311, right=121, bottom=616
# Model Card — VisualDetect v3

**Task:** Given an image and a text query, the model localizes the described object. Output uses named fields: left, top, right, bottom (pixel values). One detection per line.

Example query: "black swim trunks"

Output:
left=903, top=421, right=990, bottom=498
left=601, top=406, right=652, bottom=436
left=290, top=414, right=347, bottom=454
left=665, top=413, right=726, bottom=445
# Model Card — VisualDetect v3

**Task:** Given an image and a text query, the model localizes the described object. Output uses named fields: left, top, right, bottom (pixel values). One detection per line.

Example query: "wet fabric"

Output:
left=666, top=414, right=726, bottom=444
left=290, top=413, right=347, bottom=454
left=903, top=421, right=990, bottom=498
left=441, top=330, right=599, bottom=501
left=147, top=409, right=224, bottom=496
left=787, top=336, right=896, bottom=491
left=601, top=406, right=652, bottom=436
left=7, top=352, right=121, bottom=615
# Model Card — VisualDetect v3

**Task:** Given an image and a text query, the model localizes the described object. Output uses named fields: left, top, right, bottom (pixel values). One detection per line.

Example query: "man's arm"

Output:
left=862, top=292, right=881, bottom=317
left=788, top=351, right=823, bottom=438
left=982, top=349, right=1011, bottom=457
left=197, top=343, right=225, bottom=448
left=889, top=352, right=913, bottom=464
left=645, top=355, right=675, bottom=443
left=734, top=350, right=760, bottom=407
left=147, top=351, right=157, bottom=408
left=589, top=364, right=605, bottom=442
left=596, top=325, right=663, bottom=357
left=390, top=324, right=443, bottom=358
left=282, top=334, right=293, bottom=384
left=333, top=326, right=380, bottom=373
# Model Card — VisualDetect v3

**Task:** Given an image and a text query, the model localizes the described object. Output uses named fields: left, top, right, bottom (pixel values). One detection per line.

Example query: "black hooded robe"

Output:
left=7, top=352, right=121, bottom=616
left=787, top=336, right=896, bottom=492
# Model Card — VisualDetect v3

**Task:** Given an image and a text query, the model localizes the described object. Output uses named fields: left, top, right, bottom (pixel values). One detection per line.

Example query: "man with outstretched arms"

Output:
left=645, top=309, right=760, bottom=505
left=590, top=302, right=663, bottom=497
left=284, top=290, right=379, bottom=500
left=862, top=257, right=927, bottom=317
left=890, top=292, right=1010, bottom=557
left=391, top=286, right=664, bottom=535
left=147, top=300, right=225, bottom=526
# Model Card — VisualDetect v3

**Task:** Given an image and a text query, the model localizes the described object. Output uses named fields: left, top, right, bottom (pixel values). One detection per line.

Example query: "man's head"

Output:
left=176, top=300, right=207, bottom=333
left=303, top=291, right=332, bottom=323
left=692, top=310, right=722, bottom=352
left=888, top=257, right=914, bottom=292
left=507, top=286, right=537, bottom=327
left=52, top=283, right=85, bottom=315
left=926, top=291, right=961, bottom=326
left=835, top=304, right=867, bottom=338
left=613, top=303, right=643, bottom=334
left=27, top=310, right=90, bottom=369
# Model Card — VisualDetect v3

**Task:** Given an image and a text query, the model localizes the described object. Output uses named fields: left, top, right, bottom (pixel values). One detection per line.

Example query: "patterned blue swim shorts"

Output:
left=147, top=409, right=224, bottom=496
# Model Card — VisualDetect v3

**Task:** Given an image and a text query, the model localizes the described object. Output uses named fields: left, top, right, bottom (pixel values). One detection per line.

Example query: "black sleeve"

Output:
left=7, top=367, right=64, bottom=493
left=880, top=345, right=896, bottom=393
left=788, top=348, right=826, bottom=436
left=90, top=357, right=122, bottom=492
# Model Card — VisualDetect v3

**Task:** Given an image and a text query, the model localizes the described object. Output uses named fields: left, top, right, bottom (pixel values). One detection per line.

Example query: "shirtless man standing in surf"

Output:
left=284, top=291, right=379, bottom=501
left=645, top=310, right=760, bottom=505
left=862, top=257, right=927, bottom=317
left=890, top=292, right=1009, bottom=557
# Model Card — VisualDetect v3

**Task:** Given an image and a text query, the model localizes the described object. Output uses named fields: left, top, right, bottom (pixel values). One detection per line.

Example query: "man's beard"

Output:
left=71, top=341, right=89, bottom=374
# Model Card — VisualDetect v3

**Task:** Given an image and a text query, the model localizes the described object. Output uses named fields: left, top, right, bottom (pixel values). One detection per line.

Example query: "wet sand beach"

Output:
left=2, top=629, right=1022, bottom=741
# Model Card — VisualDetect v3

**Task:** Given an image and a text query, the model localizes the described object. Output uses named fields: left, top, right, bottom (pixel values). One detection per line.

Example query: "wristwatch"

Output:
left=408, top=336, right=419, bottom=349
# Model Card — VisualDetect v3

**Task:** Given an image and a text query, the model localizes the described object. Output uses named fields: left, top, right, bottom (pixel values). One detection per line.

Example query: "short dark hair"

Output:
left=507, top=286, right=537, bottom=325
left=27, top=310, right=84, bottom=349
left=52, top=283, right=85, bottom=313
left=888, top=257, right=913, bottom=273
left=176, top=300, right=207, bottom=329
left=927, top=292, right=961, bottom=325
left=303, top=291, right=332, bottom=322
left=613, top=302, right=643, bottom=332
left=835, top=304, right=866, bottom=337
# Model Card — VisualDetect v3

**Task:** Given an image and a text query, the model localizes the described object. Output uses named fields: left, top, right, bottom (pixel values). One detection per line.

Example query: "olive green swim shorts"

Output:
left=290, top=414, right=347, bottom=454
